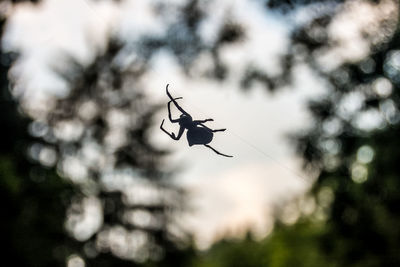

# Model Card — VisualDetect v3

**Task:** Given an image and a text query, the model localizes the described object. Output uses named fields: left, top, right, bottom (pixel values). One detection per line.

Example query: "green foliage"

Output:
left=290, top=2, right=400, bottom=266
left=189, top=221, right=331, bottom=267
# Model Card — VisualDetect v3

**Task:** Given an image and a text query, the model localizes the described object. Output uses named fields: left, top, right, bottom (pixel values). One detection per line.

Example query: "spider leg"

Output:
left=160, top=119, right=176, bottom=139
left=175, top=126, right=185, bottom=140
left=166, top=84, right=190, bottom=116
left=160, top=119, right=184, bottom=140
left=193, top=119, right=213, bottom=124
left=168, top=97, right=183, bottom=123
left=198, top=123, right=226, bottom=132
left=204, top=144, right=233, bottom=158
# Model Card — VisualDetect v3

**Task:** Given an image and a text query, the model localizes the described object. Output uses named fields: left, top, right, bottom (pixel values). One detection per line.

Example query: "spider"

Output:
left=160, top=84, right=233, bottom=158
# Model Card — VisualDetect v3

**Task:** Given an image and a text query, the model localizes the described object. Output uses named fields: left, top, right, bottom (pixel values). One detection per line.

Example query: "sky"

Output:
left=3, top=0, right=397, bottom=249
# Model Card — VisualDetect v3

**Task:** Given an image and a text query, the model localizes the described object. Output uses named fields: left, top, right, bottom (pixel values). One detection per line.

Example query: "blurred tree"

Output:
left=42, top=39, right=192, bottom=266
left=0, top=1, right=81, bottom=266
left=1, top=1, right=192, bottom=267
left=289, top=0, right=400, bottom=266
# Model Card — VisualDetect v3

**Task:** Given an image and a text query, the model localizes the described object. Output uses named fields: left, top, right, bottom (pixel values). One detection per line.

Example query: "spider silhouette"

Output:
left=160, top=84, right=233, bottom=158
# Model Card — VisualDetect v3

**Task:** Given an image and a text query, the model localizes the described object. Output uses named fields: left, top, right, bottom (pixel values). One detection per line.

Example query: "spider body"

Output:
left=186, top=125, right=213, bottom=146
left=177, top=114, right=213, bottom=146
left=160, top=84, right=233, bottom=157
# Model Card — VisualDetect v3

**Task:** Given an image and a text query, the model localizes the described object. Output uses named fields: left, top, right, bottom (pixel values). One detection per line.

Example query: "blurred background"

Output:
left=1, top=0, right=400, bottom=266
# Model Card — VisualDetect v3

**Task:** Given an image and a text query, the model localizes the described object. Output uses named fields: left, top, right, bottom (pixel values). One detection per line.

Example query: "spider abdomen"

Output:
left=187, top=127, right=213, bottom=146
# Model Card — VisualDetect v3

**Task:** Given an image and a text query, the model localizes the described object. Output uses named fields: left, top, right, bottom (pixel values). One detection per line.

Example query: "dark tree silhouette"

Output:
left=0, top=1, right=82, bottom=266
left=1, top=1, right=191, bottom=266
left=30, top=39, right=192, bottom=266
left=288, top=1, right=400, bottom=265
